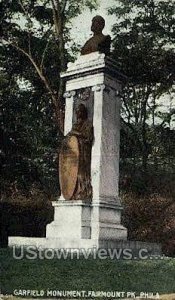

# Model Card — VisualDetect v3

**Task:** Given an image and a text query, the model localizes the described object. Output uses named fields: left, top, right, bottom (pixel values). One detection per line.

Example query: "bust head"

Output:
left=81, top=15, right=111, bottom=55
left=91, top=15, right=105, bottom=34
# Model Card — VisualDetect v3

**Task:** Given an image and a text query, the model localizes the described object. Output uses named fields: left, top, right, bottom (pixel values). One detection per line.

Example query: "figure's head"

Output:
left=76, top=104, right=88, bottom=120
left=91, top=15, right=105, bottom=34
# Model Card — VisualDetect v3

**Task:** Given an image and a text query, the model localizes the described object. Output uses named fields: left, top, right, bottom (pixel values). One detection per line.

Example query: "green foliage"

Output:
left=0, top=0, right=98, bottom=185
left=122, top=190, right=175, bottom=256
left=110, top=0, right=175, bottom=85
left=0, top=0, right=99, bottom=246
left=109, top=0, right=175, bottom=171
left=109, top=0, right=175, bottom=254
left=0, top=40, right=59, bottom=193
left=0, top=185, right=54, bottom=247
left=120, top=162, right=175, bottom=256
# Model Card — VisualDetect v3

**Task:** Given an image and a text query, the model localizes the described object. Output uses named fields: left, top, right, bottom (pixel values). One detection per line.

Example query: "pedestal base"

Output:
left=8, top=201, right=161, bottom=256
left=45, top=200, right=127, bottom=248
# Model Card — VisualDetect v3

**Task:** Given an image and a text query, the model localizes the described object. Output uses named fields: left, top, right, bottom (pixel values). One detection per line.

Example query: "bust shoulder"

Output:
left=81, top=34, right=111, bottom=55
left=98, top=35, right=111, bottom=55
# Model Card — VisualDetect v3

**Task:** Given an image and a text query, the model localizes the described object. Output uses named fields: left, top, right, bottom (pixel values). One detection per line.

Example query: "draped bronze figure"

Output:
left=59, top=104, right=94, bottom=201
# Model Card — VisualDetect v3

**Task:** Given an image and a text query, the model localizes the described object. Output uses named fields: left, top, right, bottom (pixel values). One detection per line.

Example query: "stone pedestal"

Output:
left=45, top=52, right=128, bottom=249
left=46, top=200, right=127, bottom=249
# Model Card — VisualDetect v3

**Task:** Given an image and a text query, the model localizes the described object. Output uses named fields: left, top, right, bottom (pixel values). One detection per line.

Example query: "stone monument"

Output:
left=8, top=16, right=161, bottom=255
left=45, top=15, right=128, bottom=249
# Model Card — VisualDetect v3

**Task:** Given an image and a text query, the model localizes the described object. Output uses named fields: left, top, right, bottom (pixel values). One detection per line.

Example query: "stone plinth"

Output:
left=62, top=52, right=126, bottom=204
left=45, top=200, right=127, bottom=249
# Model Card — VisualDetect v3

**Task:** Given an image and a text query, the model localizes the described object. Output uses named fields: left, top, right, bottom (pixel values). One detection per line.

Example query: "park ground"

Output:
left=1, top=248, right=175, bottom=299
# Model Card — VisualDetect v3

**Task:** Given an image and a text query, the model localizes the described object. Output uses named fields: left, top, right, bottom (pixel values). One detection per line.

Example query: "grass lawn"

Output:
left=1, top=248, right=175, bottom=297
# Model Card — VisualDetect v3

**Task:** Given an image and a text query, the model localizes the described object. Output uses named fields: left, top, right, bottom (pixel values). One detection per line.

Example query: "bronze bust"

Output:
left=81, top=15, right=111, bottom=56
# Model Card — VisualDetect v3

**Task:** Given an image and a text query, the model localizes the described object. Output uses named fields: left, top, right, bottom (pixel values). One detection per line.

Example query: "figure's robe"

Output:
left=69, top=119, right=94, bottom=200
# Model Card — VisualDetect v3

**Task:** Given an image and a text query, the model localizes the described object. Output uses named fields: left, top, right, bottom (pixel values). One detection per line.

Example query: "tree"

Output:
left=110, top=1, right=175, bottom=254
left=0, top=0, right=99, bottom=189
left=109, top=0, right=175, bottom=171
left=0, top=0, right=99, bottom=246
left=0, top=0, right=98, bottom=132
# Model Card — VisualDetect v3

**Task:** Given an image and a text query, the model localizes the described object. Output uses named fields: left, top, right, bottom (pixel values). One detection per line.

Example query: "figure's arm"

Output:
left=68, top=124, right=82, bottom=137
left=70, top=130, right=81, bottom=136
left=68, top=122, right=94, bottom=143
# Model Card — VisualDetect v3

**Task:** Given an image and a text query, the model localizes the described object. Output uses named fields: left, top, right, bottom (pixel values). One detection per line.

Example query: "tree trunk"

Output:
left=141, top=87, right=150, bottom=173
left=51, top=0, right=67, bottom=133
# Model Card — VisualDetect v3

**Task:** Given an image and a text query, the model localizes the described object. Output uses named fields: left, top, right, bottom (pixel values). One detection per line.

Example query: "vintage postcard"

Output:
left=0, top=0, right=175, bottom=300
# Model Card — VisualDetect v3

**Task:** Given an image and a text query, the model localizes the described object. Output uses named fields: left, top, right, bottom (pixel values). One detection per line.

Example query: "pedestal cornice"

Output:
left=61, top=52, right=127, bottom=83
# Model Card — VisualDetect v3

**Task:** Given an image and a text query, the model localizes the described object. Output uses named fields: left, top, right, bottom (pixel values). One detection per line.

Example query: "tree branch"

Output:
left=121, top=117, right=143, bottom=150
left=56, top=0, right=61, bottom=14
left=122, top=94, right=132, bottom=121
left=18, top=0, right=27, bottom=15
left=40, top=38, right=51, bottom=71
left=4, top=38, right=62, bottom=130
left=18, top=0, right=32, bottom=55
left=51, top=0, right=57, bottom=11
left=51, top=0, right=60, bottom=36
left=61, top=0, right=68, bottom=14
